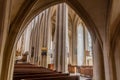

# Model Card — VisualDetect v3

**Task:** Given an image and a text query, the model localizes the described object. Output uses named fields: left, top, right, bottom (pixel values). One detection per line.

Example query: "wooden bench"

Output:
left=13, top=63, right=79, bottom=80
left=24, top=76, right=79, bottom=80
left=14, top=73, right=69, bottom=80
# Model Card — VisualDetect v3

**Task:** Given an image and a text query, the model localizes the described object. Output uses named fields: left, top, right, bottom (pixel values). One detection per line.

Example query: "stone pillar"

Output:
left=68, top=16, right=79, bottom=66
left=71, top=24, right=77, bottom=65
left=93, top=39, right=105, bottom=80
left=27, top=22, right=35, bottom=63
left=29, top=13, right=44, bottom=66
left=7, top=44, right=16, bottom=80
left=83, top=26, right=90, bottom=65
left=54, top=3, right=68, bottom=72
left=40, top=12, right=45, bottom=67
left=36, top=14, right=42, bottom=65
left=29, top=15, right=43, bottom=65
left=41, top=9, right=51, bottom=67
left=47, top=8, right=52, bottom=67
left=69, top=36, right=72, bottom=64
left=0, top=0, right=11, bottom=79
left=114, top=38, right=120, bottom=80
left=39, top=14, right=44, bottom=66
left=29, top=16, right=39, bottom=64
left=103, top=36, right=116, bottom=80
left=83, top=26, right=86, bottom=65
left=29, top=19, right=36, bottom=64
left=35, top=16, right=42, bottom=65
left=29, top=22, right=34, bottom=63
left=23, top=25, right=33, bottom=63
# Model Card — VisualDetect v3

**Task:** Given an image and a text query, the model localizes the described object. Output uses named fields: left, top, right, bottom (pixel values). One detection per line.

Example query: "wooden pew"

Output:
left=14, top=73, right=69, bottom=80
left=24, top=75, right=79, bottom=80
left=14, top=63, right=79, bottom=80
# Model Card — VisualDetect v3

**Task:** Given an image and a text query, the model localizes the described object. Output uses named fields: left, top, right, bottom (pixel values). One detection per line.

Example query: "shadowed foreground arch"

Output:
left=110, top=19, right=120, bottom=80
left=0, top=0, right=103, bottom=80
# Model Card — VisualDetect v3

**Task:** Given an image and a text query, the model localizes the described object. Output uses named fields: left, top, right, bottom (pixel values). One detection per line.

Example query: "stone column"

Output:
left=114, top=37, right=120, bottom=80
left=27, top=22, right=35, bottom=63
left=47, top=8, right=52, bottom=67
left=35, top=14, right=42, bottom=65
left=69, top=36, right=72, bottom=64
left=93, top=38, right=105, bottom=80
left=29, top=19, right=36, bottom=64
left=0, top=0, right=11, bottom=78
left=103, top=36, right=116, bottom=80
left=54, top=3, right=68, bottom=72
left=39, top=14, right=44, bottom=66
left=71, top=24, right=77, bottom=65
left=29, top=13, right=44, bottom=65
left=7, top=44, right=16, bottom=80
left=41, top=9, right=50, bottom=67
left=23, top=25, right=33, bottom=63
left=69, top=15, right=79, bottom=66
left=32, top=16, right=41, bottom=65
left=83, top=27, right=88, bottom=65
left=36, top=14, right=43, bottom=65
left=40, top=12, right=45, bottom=67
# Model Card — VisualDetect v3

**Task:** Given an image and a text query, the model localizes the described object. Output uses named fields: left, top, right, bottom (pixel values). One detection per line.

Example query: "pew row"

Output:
left=24, top=76, right=79, bottom=80
left=14, top=63, right=79, bottom=80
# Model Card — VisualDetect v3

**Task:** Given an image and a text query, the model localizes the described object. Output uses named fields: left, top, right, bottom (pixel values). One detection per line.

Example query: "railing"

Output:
left=68, top=64, right=93, bottom=77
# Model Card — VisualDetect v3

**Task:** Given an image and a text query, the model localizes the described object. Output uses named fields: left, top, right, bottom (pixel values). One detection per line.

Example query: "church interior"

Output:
left=0, top=0, right=120, bottom=80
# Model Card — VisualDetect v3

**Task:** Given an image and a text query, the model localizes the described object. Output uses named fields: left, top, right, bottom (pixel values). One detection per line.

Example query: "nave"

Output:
left=1, top=0, right=120, bottom=80
left=14, top=3, right=93, bottom=80
left=14, top=63, right=92, bottom=80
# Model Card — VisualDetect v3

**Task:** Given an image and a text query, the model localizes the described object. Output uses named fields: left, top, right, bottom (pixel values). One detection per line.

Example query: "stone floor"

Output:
left=80, top=76, right=92, bottom=80
left=70, top=73, right=92, bottom=80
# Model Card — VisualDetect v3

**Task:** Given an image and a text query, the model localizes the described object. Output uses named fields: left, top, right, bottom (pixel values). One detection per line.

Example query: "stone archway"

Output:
left=111, top=19, right=120, bottom=80
left=0, top=0, right=104, bottom=80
